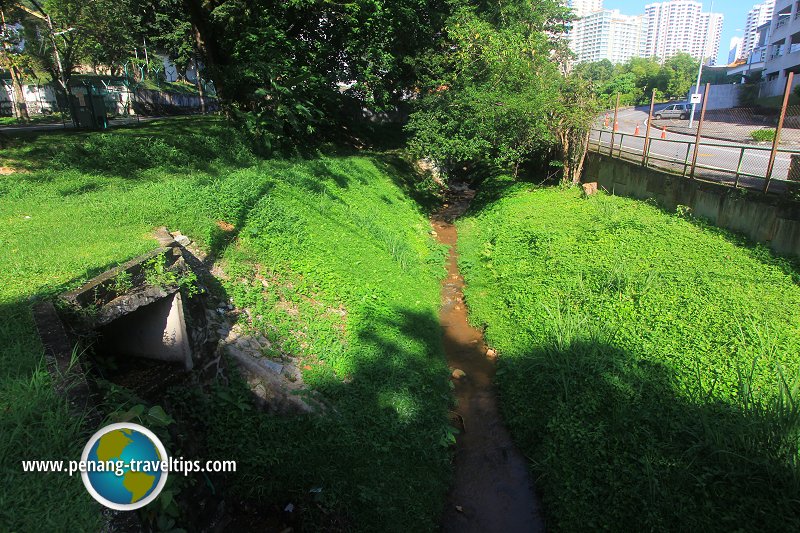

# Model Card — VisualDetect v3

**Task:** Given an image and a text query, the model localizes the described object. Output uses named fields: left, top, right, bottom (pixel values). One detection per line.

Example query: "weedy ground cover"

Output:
left=457, top=178, right=800, bottom=531
left=0, top=117, right=451, bottom=531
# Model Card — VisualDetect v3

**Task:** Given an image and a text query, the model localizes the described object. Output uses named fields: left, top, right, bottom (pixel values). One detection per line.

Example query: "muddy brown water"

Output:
left=433, top=184, right=545, bottom=533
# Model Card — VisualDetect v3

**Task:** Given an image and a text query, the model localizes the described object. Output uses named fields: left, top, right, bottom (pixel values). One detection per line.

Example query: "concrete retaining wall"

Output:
left=582, top=153, right=800, bottom=258
left=687, top=84, right=744, bottom=110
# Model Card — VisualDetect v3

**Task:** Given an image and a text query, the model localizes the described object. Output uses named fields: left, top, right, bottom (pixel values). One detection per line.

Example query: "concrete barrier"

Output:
left=582, top=152, right=800, bottom=258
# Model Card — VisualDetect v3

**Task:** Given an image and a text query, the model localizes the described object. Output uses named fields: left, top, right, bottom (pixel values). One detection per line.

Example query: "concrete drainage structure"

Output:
left=33, top=227, right=317, bottom=416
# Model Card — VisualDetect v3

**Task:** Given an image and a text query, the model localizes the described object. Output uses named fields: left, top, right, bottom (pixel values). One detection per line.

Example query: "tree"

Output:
left=180, top=0, right=453, bottom=150
left=549, top=73, right=601, bottom=184
left=574, top=59, right=614, bottom=85
left=661, top=52, right=698, bottom=99
left=406, top=0, right=607, bottom=185
left=12, top=0, right=93, bottom=119
left=406, top=0, right=572, bottom=177
left=0, top=4, right=28, bottom=120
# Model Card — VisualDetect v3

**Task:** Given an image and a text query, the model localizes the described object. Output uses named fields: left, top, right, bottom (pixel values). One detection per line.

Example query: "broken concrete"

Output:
left=35, top=227, right=324, bottom=420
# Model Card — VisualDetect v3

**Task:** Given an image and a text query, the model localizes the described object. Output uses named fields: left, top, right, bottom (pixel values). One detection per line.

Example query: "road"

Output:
left=591, top=106, right=798, bottom=189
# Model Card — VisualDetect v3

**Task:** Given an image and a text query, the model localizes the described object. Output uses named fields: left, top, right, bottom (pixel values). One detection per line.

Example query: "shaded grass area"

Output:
left=0, top=117, right=451, bottom=531
left=457, top=180, right=800, bottom=531
left=0, top=113, right=67, bottom=127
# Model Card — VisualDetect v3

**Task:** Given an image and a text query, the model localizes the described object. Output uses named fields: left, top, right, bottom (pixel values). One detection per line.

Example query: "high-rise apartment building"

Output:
left=742, top=1, right=776, bottom=61
left=760, top=0, right=800, bottom=96
left=729, top=37, right=744, bottom=65
left=567, top=0, right=603, bottom=19
left=569, top=10, right=644, bottom=64
left=642, top=1, right=724, bottom=65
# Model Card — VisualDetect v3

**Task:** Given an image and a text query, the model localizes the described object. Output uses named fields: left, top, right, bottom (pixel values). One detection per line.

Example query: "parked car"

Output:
left=655, top=103, right=691, bottom=120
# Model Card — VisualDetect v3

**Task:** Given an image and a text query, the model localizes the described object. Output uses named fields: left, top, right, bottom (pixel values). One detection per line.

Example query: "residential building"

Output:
left=729, top=36, right=744, bottom=64
left=569, top=9, right=644, bottom=64
left=729, top=21, right=771, bottom=82
left=567, top=0, right=603, bottom=19
left=742, top=1, right=776, bottom=61
left=642, top=1, right=724, bottom=65
left=761, top=0, right=800, bottom=96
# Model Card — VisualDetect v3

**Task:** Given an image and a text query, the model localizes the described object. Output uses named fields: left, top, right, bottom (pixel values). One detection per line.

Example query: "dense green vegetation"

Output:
left=457, top=180, right=800, bottom=531
left=406, top=1, right=600, bottom=183
left=751, top=128, right=777, bottom=142
left=575, top=54, right=733, bottom=107
left=0, top=117, right=452, bottom=531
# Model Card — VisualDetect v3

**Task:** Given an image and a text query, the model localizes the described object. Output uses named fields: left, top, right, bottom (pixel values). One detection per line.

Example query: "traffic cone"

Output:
left=604, top=114, right=609, bottom=128
left=661, top=127, right=667, bottom=139
left=614, top=121, right=619, bottom=132
left=634, top=124, right=640, bottom=136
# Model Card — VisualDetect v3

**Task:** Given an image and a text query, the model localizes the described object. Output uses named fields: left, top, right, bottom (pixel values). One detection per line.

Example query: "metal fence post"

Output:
left=734, top=147, right=746, bottom=188
left=643, top=89, right=656, bottom=166
left=610, top=93, right=620, bottom=157
left=764, top=71, right=794, bottom=193
left=689, top=83, right=710, bottom=179
left=682, top=143, right=692, bottom=177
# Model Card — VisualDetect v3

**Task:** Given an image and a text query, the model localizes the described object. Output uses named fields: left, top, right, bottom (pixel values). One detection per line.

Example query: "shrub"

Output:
left=751, top=129, right=776, bottom=142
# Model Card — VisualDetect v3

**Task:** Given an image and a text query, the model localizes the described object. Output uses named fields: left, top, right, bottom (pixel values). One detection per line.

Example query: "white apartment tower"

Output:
left=729, top=37, right=744, bottom=65
left=570, top=10, right=644, bottom=64
left=742, top=1, right=776, bottom=60
left=567, top=0, right=603, bottom=19
left=642, top=1, right=724, bottom=65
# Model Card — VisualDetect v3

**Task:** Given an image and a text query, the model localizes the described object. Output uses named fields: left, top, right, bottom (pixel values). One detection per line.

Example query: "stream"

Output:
left=433, top=183, right=545, bottom=533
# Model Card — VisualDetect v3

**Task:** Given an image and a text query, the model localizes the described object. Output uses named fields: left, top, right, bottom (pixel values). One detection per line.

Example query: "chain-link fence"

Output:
left=590, top=78, right=800, bottom=195
left=0, top=76, right=215, bottom=129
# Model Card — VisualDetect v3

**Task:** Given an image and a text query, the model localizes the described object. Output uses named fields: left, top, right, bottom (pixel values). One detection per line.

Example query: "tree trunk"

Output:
left=559, top=131, right=571, bottom=184
left=572, top=130, right=592, bottom=185
left=0, top=8, right=28, bottom=121
left=185, top=7, right=228, bottom=102
left=9, top=64, right=29, bottom=121
left=193, top=55, right=206, bottom=113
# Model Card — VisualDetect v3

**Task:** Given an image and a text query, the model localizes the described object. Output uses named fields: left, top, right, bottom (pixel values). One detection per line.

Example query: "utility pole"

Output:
left=689, top=0, right=715, bottom=129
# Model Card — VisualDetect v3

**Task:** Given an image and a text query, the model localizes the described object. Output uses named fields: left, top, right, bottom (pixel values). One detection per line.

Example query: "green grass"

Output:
left=457, top=179, right=800, bottom=531
left=139, top=78, right=204, bottom=96
left=0, top=117, right=450, bottom=531
left=0, top=113, right=67, bottom=127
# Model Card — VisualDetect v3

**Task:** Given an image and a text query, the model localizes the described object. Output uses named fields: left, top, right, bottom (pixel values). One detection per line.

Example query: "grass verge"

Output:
left=457, top=179, right=800, bottom=531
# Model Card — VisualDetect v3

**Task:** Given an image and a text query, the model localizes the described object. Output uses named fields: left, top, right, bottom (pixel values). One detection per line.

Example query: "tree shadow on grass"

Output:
left=372, top=153, right=445, bottom=214
left=499, top=338, right=800, bottom=531
left=2, top=117, right=257, bottom=179
left=198, top=305, right=453, bottom=531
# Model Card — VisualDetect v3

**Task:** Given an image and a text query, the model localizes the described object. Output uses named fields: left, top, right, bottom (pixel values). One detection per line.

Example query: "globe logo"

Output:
left=81, top=423, right=169, bottom=510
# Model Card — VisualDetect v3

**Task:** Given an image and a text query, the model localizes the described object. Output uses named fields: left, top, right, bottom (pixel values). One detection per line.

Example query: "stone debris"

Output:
left=582, top=182, right=599, bottom=196
left=486, top=348, right=497, bottom=360
left=206, top=294, right=321, bottom=415
left=452, top=368, right=466, bottom=379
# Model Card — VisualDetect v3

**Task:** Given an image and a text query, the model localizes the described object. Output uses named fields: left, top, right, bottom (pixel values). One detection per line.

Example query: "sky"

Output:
left=603, top=0, right=762, bottom=65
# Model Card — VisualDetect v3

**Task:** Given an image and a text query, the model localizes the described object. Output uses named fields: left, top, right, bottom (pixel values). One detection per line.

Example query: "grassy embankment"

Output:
left=457, top=179, right=800, bottom=531
left=0, top=117, right=451, bottom=531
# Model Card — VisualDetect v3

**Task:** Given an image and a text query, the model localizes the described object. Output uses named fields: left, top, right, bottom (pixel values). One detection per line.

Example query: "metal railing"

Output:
left=594, top=78, right=800, bottom=194
left=588, top=129, right=800, bottom=192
